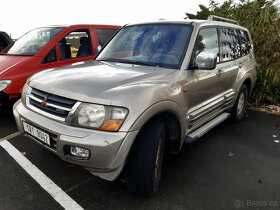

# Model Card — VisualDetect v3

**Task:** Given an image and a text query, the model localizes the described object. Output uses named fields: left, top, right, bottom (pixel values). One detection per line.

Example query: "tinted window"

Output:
left=220, top=28, right=240, bottom=61
left=96, top=24, right=193, bottom=69
left=190, top=28, right=220, bottom=69
left=239, top=30, right=251, bottom=56
left=96, top=28, right=118, bottom=48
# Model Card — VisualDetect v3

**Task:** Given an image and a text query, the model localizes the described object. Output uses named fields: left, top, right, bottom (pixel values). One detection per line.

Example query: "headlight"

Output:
left=100, top=107, right=128, bottom=131
left=71, top=103, right=128, bottom=131
left=111, top=107, right=128, bottom=120
left=0, top=80, right=12, bottom=91
left=21, top=83, right=30, bottom=105
left=78, top=104, right=105, bottom=128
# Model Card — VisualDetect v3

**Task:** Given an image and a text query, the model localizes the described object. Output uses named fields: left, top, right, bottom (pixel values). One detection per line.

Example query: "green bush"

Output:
left=186, top=0, right=280, bottom=106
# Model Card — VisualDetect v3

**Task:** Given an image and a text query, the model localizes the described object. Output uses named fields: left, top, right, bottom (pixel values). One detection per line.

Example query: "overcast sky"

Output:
left=1, top=0, right=273, bottom=39
left=1, top=0, right=231, bottom=39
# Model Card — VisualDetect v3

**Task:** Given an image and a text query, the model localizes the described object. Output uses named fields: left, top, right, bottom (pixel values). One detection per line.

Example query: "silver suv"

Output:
left=13, top=16, right=256, bottom=195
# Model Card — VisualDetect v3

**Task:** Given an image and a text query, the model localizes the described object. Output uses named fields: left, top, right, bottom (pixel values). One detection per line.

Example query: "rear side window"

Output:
left=220, top=28, right=240, bottom=61
left=96, top=28, right=118, bottom=48
left=239, top=30, right=251, bottom=56
left=190, top=27, right=220, bottom=69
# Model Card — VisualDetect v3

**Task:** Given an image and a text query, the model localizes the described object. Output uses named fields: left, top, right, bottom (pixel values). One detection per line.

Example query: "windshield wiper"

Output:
left=119, top=60, right=158, bottom=67
left=97, top=58, right=118, bottom=63
left=98, top=58, right=157, bottom=67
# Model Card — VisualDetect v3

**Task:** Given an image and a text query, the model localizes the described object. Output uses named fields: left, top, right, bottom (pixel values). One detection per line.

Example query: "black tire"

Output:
left=0, top=32, right=12, bottom=51
left=231, top=84, right=248, bottom=121
left=126, top=119, right=165, bottom=196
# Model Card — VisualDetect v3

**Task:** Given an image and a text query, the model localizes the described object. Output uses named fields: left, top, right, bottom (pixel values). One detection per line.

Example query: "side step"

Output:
left=185, top=113, right=231, bottom=143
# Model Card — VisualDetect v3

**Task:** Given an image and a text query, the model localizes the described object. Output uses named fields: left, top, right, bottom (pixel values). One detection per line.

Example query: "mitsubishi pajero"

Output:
left=13, top=16, right=256, bottom=195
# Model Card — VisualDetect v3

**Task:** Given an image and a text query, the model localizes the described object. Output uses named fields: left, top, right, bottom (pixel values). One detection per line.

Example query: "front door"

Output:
left=183, top=27, right=226, bottom=131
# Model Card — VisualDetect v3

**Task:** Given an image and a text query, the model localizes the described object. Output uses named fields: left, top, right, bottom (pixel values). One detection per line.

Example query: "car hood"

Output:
left=0, top=55, right=32, bottom=75
left=29, top=60, right=177, bottom=105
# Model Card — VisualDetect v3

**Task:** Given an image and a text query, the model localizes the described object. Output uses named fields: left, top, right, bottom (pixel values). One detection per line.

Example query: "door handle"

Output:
left=238, top=63, right=243, bottom=68
left=216, top=69, right=224, bottom=77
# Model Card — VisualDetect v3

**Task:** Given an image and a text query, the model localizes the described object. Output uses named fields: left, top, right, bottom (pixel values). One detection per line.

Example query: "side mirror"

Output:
left=195, top=50, right=217, bottom=70
left=96, top=45, right=102, bottom=53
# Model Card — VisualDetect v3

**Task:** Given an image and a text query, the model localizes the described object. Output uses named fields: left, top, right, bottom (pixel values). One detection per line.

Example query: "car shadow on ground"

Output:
left=0, top=107, right=17, bottom=138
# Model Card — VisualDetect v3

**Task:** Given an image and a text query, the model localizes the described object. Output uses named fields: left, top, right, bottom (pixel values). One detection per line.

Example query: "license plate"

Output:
left=23, top=121, right=50, bottom=146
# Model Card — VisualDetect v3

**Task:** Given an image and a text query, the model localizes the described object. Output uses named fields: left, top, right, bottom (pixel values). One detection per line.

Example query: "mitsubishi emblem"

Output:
left=41, top=96, right=48, bottom=107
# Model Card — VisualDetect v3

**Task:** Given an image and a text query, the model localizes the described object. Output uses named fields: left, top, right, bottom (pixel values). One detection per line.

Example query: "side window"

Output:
left=59, top=30, right=93, bottom=60
left=220, top=28, right=240, bottom=61
left=96, top=28, right=118, bottom=48
left=42, top=47, right=57, bottom=64
left=239, top=30, right=251, bottom=56
left=190, top=28, right=220, bottom=69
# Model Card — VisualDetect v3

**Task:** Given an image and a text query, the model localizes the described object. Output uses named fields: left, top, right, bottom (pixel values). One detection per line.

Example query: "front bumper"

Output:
left=13, top=100, right=139, bottom=181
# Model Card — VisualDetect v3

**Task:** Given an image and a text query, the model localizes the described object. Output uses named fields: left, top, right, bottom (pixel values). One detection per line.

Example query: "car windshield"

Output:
left=2, top=27, right=64, bottom=56
left=96, top=24, right=193, bottom=69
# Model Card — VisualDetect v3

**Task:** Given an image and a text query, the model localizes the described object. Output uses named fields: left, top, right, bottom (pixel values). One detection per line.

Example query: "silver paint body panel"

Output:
left=13, top=20, right=257, bottom=181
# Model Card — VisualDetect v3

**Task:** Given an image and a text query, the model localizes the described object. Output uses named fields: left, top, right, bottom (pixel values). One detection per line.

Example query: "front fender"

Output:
left=128, top=100, right=186, bottom=143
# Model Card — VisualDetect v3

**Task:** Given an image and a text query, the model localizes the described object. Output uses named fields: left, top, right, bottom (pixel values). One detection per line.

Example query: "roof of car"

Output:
left=37, top=24, right=121, bottom=29
left=126, top=19, right=248, bottom=31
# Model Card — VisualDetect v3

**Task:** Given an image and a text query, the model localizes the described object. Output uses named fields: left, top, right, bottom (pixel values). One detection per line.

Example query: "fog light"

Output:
left=70, top=146, right=90, bottom=159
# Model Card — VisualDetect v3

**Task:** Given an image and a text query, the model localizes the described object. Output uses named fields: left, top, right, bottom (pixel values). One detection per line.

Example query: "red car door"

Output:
left=39, top=27, right=96, bottom=71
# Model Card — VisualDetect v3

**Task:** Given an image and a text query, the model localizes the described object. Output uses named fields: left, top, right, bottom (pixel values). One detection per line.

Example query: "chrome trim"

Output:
left=196, top=50, right=217, bottom=70
left=65, top=101, right=82, bottom=124
left=186, top=113, right=231, bottom=143
left=26, top=87, right=80, bottom=123
left=28, top=95, right=72, bottom=112
left=225, top=91, right=235, bottom=101
left=189, top=97, right=224, bottom=121
left=28, top=94, right=41, bottom=102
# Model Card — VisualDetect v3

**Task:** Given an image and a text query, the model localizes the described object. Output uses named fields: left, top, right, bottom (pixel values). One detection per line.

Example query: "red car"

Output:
left=0, top=24, right=120, bottom=109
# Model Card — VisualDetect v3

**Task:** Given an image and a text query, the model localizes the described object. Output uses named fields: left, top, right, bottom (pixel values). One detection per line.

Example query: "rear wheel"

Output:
left=231, top=84, right=248, bottom=121
left=126, top=119, right=165, bottom=196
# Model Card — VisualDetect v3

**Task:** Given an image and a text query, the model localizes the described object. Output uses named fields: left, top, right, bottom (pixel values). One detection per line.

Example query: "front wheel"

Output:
left=231, top=84, right=248, bottom=121
left=126, top=119, right=165, bottom=196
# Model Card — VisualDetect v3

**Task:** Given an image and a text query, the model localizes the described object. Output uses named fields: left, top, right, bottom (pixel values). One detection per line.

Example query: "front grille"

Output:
left=27, top=88, right=78, bottom=121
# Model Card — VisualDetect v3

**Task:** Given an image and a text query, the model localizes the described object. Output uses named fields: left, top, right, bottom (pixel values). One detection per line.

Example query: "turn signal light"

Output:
left=100, top=120, right=123, bottom=131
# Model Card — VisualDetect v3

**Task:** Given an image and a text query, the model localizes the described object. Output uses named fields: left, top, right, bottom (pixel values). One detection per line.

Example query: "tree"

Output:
left=186, top=0, right=280, bottom=106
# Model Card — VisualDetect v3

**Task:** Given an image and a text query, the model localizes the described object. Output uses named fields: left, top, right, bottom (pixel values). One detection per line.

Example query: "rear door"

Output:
left=217, top=27, right=241, bottom=107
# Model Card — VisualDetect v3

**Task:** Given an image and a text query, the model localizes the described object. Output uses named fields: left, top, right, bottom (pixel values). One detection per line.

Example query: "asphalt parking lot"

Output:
left=0, top=109, right=280, bottom=210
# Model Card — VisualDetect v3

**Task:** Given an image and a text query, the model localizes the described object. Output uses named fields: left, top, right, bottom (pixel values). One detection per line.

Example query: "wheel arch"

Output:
left=243, top=78, right=252, bottom=96
left=129, top=101, right=185, bottom=153
left=237, top=73, right=254, bottom=97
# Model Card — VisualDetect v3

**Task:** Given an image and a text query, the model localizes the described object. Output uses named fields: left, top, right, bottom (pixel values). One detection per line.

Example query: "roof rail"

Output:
left=207, top=15, right=239, bottom=25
